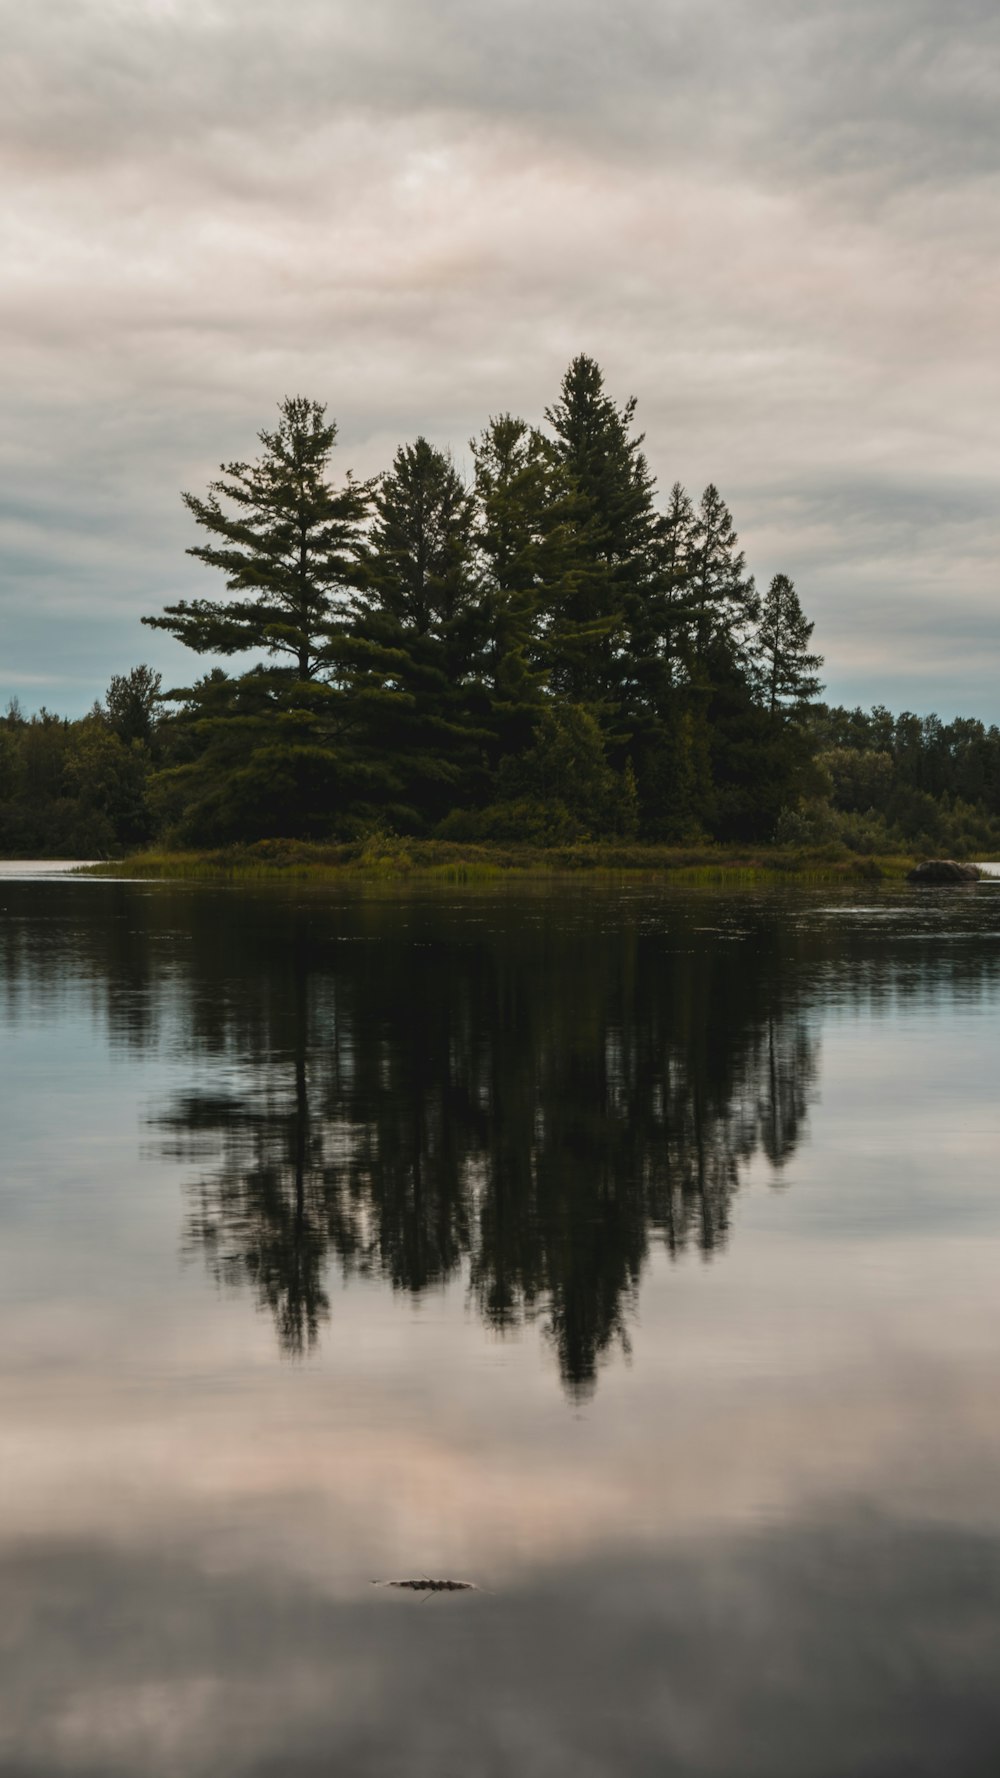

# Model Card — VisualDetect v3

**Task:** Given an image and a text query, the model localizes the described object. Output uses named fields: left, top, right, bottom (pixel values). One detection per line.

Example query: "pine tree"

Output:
left=756, top=574, right=824, bottom=714
left=625, top=483, right=700, bottom=721
left=544, top=355, right=658, bottom=710
left=149, top=668, right=380, bottom=845
left=690, top=484, right=759, bottom=662
left=470, top=413, right=581, bottom=766
left=348, top=438, right=487, bottom=828
left=144, top=397, right=369, bottom=680
left=496, top=703, right=617, bottom=839
left=657, top=483, right=700, bottom=630
left=622, top=482, right=705, bottom=838
left=472, top=415, right=558, bottom=686
left=105, top=665, right=162, bottom=749
left=354, top=437, right=477, bottom=649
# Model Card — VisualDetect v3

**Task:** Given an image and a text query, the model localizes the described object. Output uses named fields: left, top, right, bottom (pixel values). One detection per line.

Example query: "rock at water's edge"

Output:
left=907, top=859, right=981, bottom=884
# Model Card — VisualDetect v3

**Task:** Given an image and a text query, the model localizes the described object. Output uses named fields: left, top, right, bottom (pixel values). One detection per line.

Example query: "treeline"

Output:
left=792, top=705, right=1000, bottom=857
left=6, top=685, right=1000, bottom=859
left=3, top=355, right=999, bottom=856
left=0, top=671, right=160, bottom=856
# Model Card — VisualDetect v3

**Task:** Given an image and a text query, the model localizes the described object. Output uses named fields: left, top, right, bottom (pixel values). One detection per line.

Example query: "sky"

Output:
left=3, top=0, right=999, bottom=720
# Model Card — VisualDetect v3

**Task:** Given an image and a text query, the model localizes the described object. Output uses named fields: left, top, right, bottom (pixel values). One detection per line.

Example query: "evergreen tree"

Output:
left=470, top=413, right=580, bottom=764
left=690, top=484, right=759, bottom=661
left=622, top=482, right=696, bottom=711
left=348, top=438, right=487, bottom=828
left=496, top=704, right=619, bottom=841
left=704, top=639, right=813, bottom=841
left=105, top=665, right=162, bottom=750
left=354, top=437, right=477, bottom=649
left=656, top=484, right=700, bottom=643
left=756, top=573, right=824, bottom=714
left=144, top=397, right=369, bottom=680
left=544, top=355, right=658, bottom=711
left=149, top=667, right=392, bottom=845
left=472, top=415, right=558, bottom=687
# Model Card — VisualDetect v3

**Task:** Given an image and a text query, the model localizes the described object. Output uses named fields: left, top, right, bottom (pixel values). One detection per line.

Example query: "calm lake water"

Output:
left=3, top=871, right=1000, bottom=1775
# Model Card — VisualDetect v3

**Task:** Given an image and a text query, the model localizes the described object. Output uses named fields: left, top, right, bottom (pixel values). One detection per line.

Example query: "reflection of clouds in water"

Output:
left=6, top=1520, right=1000, bottom=1776
left=4, top=883, right=1000, bottom=1768
left=7, top=1227, right=1000, bottom=1580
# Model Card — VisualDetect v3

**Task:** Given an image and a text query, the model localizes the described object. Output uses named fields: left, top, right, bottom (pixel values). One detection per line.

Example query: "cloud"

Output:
left=5, top=1520, right=1000, bottom=1774
left=1, top=0, right=998, bottom=714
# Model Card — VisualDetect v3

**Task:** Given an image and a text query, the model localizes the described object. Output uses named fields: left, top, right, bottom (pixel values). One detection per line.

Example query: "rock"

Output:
left=907, top=859, right=981, bottom=884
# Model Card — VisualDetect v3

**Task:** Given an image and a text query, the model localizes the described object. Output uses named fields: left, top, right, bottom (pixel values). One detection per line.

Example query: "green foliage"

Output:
left=355, top=436, right=477, bottom=644
left=690, top=483, right=759, bottom=660
left=0, top=695, right=157, bottom=856
left=345, top=436, right=490, bottom=829
left=105, top=664, right=162, bottom=749
left=470, top=413, right=567, bottom=755
left=21, top=362, right=1000, bottom=862
left=757, top=574, right=823, bottom=713
left=704, top=640, right=815, bottom=842
left=793, top=703, right=1000, bottom=856
left=496, top=703, right=618, bottom=839
left=817, top=746, right=895, bottom=813
left=143, top=397, right=369, bottom=678
left=544, top=354, right=658, bottom=711
left=150, top=669, right=372, bottom=847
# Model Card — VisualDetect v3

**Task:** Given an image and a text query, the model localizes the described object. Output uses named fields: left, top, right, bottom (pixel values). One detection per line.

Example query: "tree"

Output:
left=544, top=355, right=658, bottom=711
left=496, top=703, right=618, bottom=839
left=471, top=414, right=562, bottom=690
left=690, top=483, right=759, bottom=661
left=143, top=397, right=370, bottom=680
left=470, top=413, right=578, bottom=766
left=105, top=664, right=162, bottom=749
left=756, top=573, right=824, bottom=714
left=354, top=437, right=477, bottom=645
left=346, top=438, right=488, bottom=829
left=149, top=667, right=389, bottom=846
left=545, top=356, right=655, bottom=566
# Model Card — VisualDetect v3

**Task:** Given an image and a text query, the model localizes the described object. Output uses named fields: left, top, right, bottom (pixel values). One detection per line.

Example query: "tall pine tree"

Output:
left=144, top=397, right=369, bottom=680
left=470, top=413, right=581, bottom=764
left=755, top=574, right=824, bottom=714
left=689, top=483, right=759, bottom=665
left=348, top=438, right=487, bottom=828
left=544, top=356, right=658, bottom=713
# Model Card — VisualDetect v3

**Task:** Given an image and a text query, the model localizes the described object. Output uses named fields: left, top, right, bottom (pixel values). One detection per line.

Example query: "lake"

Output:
left=2, top=870, right=1000, bottom=1775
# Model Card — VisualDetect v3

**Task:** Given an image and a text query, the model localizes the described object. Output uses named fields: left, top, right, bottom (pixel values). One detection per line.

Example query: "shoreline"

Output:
left=73, top=838, right=928, bottom=884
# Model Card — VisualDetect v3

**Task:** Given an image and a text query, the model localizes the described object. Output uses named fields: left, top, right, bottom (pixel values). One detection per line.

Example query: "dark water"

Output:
left=2, top=872, right=1000, bottom=1775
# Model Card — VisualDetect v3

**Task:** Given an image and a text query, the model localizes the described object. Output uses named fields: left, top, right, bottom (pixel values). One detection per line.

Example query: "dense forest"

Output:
left=2, top=356, right=999, bottom=857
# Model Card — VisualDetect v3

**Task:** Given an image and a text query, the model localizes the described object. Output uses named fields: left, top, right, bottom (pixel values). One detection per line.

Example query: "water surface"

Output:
left=2, top=873, right=1000, bottom=1774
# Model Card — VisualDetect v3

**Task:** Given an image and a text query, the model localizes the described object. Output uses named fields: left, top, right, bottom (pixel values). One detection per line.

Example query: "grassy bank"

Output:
left=81, top=836, right=921, bottom=884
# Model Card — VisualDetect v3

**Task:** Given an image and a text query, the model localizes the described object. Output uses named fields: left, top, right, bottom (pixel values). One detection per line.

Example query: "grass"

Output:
left=80, top=836, right=920, bottom=885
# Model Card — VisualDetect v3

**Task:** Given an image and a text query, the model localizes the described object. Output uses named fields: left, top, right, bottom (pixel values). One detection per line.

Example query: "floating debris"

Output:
left=372, top=1577, right=480, bottom=1596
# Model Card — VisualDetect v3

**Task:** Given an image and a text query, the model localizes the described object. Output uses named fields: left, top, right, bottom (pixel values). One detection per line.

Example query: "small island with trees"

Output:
left=3, top=357, right=999, bottom=874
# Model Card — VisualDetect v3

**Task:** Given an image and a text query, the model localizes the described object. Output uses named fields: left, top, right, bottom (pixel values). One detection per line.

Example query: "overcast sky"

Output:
left=3, top=0, right=999, bottom=718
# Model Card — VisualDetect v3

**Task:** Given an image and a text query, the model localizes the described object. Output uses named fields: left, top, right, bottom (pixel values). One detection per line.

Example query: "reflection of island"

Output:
left=8, top=879, right=999, bottom=1396
left=150, top=903, right=819, bottom=1395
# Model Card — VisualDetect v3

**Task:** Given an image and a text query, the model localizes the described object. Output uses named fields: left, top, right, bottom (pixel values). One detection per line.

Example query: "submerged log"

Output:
left=907, top=859, right=981, bottom=884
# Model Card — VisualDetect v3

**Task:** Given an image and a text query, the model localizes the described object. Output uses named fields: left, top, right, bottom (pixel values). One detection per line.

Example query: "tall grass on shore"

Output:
left=81, top=837, right=918, bottom=885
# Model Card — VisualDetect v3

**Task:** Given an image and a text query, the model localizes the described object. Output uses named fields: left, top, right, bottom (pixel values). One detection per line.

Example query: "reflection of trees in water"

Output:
left=148, top=907, right=819, bottom=1395
left=11, top=882, right=998, bottom=1391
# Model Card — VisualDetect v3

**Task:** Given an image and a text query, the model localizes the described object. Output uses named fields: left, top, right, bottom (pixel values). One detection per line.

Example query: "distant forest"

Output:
left=3, top=357, right=999, bottom=858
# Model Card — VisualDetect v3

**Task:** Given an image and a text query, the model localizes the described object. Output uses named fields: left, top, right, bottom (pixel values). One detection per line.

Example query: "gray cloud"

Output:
left=5, top=1518, right=1000, bottom=1775
left=8, top=1, right=1000, bottom=186
left=1, top=0, right=998, bottom=715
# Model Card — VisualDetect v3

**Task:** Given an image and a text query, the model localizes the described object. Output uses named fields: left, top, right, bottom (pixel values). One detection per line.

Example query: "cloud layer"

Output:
left=2, top=0, right=999, bottom=713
